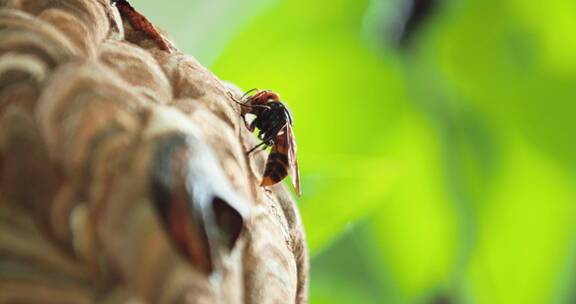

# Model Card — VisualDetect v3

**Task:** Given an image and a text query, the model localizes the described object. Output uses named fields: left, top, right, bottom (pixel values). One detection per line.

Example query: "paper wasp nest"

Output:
left=0, top=0, right=308, bottom=303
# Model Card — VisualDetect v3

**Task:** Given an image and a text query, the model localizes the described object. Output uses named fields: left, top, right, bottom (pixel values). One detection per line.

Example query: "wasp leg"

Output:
left=258, top=141, right=270, bottom=152
left=246, top=138, right=273, bottom=155
left=247, top=141, right=267, bottom=154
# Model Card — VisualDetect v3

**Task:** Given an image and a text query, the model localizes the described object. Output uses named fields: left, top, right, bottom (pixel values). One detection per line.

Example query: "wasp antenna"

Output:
left=228, top=91, right=255, bottom=108
left=241, top=88, right=260, bottom=100
left=230, top=97, right=271, bottom=110
left=233, top=100, right=270, bottom=110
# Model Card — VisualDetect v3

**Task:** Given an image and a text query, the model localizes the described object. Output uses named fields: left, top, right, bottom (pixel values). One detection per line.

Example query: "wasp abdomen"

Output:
left=261, top=153, right=289, bottom=186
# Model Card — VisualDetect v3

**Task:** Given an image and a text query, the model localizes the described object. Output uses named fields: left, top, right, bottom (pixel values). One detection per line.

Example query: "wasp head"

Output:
left=239, top=90, right=280, bottom=116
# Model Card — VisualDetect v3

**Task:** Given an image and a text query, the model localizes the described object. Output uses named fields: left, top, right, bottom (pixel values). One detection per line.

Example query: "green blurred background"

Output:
left=137, top=0, right=576, bottom=303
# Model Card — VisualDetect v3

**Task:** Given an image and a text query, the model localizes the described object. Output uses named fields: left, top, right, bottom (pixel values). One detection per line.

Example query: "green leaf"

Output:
left=467, top=133, right=576, bottom=304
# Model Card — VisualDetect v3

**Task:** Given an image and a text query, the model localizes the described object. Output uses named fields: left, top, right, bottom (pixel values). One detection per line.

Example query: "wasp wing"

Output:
left=284, top=123, right=301, bottom=196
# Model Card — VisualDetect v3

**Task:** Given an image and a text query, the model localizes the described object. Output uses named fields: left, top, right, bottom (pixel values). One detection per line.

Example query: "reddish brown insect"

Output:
left=230, top=89, right=301, bottom=196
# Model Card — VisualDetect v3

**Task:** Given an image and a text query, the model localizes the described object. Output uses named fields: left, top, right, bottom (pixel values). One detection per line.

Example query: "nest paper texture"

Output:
left=0, top=0, right=308, bottom=303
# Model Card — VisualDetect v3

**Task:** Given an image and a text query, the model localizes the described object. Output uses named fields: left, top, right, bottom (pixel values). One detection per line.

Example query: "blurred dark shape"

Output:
left=430, top=293, right=455, bottom=304
left=393, top=0, right=441, bottom=49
